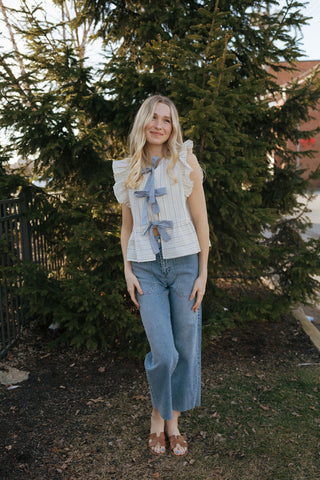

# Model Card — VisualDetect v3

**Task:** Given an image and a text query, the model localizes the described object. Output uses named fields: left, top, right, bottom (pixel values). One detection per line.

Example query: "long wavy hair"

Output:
left=126, top=95, right=183, bottom=189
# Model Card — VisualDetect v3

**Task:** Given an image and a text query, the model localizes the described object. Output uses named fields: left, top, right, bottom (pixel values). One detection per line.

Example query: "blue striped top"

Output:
left=112, top=140, right=201, bottom=262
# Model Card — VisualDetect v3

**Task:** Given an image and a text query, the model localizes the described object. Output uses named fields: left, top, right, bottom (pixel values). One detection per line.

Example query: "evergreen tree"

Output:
left=0, top=0, right=143, bottom=353
left=96, top=0, right=320, bottom=330
left=0, top=0, right=320, bottom=353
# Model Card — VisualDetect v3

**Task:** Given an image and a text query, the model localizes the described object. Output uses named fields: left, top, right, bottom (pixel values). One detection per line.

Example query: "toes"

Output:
left=152, top=442, right=165, bottom=454
left=174, top=443, right=187, bottom=456
left=174, top=444, right=182, bottom=455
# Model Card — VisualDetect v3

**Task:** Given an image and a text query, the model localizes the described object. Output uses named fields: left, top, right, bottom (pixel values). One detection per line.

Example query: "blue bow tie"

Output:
left=134, top=157, right=167, bottom=225
left=143, top=220, right=174, bottom=254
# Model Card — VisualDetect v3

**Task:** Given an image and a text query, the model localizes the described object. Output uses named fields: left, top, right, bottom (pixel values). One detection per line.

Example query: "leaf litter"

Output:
left=0, top=313, right=320, bottom=479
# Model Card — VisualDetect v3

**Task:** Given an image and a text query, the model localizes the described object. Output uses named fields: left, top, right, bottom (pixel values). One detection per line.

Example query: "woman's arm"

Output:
left=121, top=204, right=143, bottom=308
left=186, top=152, right=210, bottom=312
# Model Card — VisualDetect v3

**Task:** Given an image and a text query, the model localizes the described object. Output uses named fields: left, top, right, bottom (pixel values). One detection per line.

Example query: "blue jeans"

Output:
left=132, top=239, right=201, bottom=421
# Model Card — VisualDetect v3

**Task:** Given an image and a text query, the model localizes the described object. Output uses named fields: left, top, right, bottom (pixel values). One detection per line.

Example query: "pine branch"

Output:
left=19, top=0, right=58, bottom=55
left=201, top=0, right=220, bottom=90
left=268, top=0, right=306, bottom=48
left=0, top=0, right=33, bottom=102
left=0, top=55, right=30, bottom=103
left=199, top=34, right=230, bottom=162
left=0, top=0, right=26, bottom=77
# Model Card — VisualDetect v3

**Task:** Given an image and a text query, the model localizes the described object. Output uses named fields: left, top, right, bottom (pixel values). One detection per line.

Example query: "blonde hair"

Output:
left=126, top=95, right=183, bottom=189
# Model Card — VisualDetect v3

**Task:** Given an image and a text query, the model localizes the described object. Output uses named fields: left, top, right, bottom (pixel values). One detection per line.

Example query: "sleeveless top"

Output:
left=112, top=140, right=201, bottom=262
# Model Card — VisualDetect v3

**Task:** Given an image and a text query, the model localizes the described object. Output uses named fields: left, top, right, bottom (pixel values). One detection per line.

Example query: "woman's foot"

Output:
left=166, top=410, right=188, bottom=456
left=168, top=434, right=188, bottom=457
left=149, top=408, right=166, bottom=454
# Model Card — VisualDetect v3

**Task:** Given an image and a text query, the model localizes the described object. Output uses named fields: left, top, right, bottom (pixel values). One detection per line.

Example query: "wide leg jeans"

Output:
left=132, top=240, right=201, bottom=421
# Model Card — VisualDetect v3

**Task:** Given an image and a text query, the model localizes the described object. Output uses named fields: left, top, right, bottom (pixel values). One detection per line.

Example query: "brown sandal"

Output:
left=148, top=432, right=166, bottom=455
left=168, top=434, right=188, bottom=456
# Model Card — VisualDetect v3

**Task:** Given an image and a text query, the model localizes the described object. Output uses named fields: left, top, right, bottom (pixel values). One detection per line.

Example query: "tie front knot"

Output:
left=143, top=221, right=173, bottom=254
left=134, top=157, right=173, bottom=254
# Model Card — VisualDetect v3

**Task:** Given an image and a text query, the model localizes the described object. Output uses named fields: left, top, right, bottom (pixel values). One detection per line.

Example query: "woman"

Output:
left=112, top=95, right=209, bottom=456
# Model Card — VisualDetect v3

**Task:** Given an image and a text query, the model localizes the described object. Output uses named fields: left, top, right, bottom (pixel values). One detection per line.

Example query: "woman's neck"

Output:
left=145, top=145, right=165, bottom=165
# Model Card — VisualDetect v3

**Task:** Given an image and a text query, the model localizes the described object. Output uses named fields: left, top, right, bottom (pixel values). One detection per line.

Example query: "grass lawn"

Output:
left=0, top=313, right=319, bottom=479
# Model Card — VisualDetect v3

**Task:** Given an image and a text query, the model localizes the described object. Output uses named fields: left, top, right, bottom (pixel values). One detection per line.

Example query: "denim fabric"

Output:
left=132, top=238, right=201, bottom=421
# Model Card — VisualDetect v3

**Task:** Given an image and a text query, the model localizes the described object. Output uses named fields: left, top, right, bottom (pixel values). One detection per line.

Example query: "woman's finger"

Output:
left=192, top=290, right=205, bottom=312
left=189, top=287, right=197, bottom=301
left=127, top=275, right=143, bottom=308
left=131, top=292, right=140, bottom=309
left=128, top=286, right=140, bottom=308
left=135, top=279, right=143, bottom=295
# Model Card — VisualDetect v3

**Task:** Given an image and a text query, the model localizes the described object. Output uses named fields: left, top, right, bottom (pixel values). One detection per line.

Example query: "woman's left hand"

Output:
left=190, top=275, right=207, bottom=312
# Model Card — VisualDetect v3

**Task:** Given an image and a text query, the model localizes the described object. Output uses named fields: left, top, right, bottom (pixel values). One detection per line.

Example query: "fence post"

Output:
left=19, top=193, right=32, bottom=262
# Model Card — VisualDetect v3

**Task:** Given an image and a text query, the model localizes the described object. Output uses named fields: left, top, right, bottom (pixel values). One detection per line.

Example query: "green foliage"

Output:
left=1, top=0, right=320, bottom=355
left=1, top=189, right=148, bottom=357
left=99, top=0, right=320, bottom=336
left=19, top=246, right=147, bottom=355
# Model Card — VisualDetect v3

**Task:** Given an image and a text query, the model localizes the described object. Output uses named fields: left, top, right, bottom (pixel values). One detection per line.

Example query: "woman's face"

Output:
left=144, top=102, right=172, bottom=147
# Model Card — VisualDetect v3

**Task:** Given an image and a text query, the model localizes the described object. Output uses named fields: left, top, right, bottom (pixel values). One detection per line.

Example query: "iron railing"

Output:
left=0, top=194, right=62, bottom=358
left=0, top=196, right=26, bottom=358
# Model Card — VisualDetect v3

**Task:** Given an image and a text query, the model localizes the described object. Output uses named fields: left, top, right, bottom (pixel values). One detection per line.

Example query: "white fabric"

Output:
left=112, top=140, right=201, bottom=262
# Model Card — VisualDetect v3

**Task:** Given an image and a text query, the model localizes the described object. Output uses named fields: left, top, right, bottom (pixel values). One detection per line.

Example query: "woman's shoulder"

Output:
left=112, top=157, right=130, bottom=169
left=175, top=140, right=195, bottom=197
left=112, top=157, right=131, bottom=177
left=177, top=140, right=203, bottom=192
left=112, top=157, right=131, bottom=206
left=178, top=140, right=199, bottom=169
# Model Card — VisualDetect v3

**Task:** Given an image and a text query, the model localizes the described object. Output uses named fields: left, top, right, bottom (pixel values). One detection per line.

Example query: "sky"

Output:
left=1, top=0, right=320, bottom=60
left=299, top=0, right=320, bottom=60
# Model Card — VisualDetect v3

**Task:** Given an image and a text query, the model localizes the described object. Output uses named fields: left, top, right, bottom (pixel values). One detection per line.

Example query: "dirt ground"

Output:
left=0, top=313, right=319, bottom=480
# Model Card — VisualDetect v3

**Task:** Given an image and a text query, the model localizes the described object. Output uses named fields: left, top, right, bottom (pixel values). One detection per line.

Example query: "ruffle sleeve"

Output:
left=112, top=158, right=131, bottom=207
left=178, top=140, right=194, bottom=197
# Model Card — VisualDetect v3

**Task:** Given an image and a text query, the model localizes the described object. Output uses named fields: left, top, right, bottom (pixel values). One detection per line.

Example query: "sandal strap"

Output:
left=148, top=432, right=166, bottom=448
left=169, top=434, right=188, bottom=450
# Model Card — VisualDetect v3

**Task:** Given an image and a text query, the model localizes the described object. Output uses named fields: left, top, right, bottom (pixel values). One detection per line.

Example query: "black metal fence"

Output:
left=0, top=194, right=61, bottom=358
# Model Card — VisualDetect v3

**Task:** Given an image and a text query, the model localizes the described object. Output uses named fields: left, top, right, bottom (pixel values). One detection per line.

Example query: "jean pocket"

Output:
left=174, top=254, right=199, bottom=297
left=138, top=281, right=162, bottom=295
left=132, top=261, right=162, bottom=295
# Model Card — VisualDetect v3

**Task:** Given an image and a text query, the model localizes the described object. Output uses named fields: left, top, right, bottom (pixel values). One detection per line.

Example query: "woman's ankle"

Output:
left=166, top=410, right=181, bottom=437
left=150, top=408, right=164, bottom=435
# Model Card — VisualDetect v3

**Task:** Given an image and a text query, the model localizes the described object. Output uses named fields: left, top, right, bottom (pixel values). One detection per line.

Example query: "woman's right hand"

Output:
left=125, top=269, right=143, bottom=308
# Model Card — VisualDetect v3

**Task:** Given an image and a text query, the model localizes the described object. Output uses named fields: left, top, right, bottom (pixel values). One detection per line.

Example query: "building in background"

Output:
left=270, top=60, right=320, bottom=189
